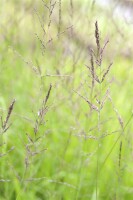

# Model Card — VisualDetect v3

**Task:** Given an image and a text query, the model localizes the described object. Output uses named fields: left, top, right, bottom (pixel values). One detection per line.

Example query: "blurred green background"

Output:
left=1, top=0, right=133, bottom=199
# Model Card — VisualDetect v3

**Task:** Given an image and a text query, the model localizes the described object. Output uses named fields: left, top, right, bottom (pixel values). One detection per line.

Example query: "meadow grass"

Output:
left=1, top=0, right=133, bottom=200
